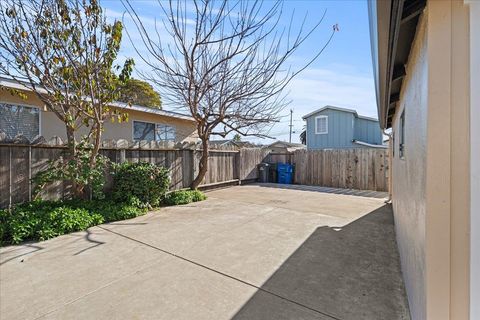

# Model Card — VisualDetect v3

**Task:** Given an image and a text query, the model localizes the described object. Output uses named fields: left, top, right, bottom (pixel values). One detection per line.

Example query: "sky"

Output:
left=101, top=0, right=377, bottom=144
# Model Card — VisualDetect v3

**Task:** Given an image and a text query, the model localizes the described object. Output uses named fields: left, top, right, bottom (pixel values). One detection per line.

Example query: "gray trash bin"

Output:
left=257, top=163, right=270, bottom=183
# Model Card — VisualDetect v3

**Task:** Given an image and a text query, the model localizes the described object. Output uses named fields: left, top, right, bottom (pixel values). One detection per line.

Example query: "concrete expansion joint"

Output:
left=32, top=258, right=164, bottom=320
left=210, top=195, right=351, bottom=221
left=96, top=225, right=343, bottom=320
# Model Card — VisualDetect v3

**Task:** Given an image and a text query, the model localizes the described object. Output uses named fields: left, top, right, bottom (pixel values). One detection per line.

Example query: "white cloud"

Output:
left=246, top=66, right=377, bottom=144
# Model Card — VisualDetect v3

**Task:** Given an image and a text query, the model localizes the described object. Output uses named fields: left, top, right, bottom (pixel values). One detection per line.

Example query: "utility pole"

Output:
left=288, top=109, right=293, bottom=143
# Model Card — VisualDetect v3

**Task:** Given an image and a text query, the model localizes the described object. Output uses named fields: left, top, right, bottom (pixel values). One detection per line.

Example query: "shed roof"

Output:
left=265, top=141, right=305, bottom=153
left=302, top=105, right=378, bottom=122
left=0, top=76, right=195, bottom=122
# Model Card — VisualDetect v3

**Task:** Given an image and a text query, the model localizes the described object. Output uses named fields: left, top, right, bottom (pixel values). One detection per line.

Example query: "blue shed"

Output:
left=302, top=106, right=385, bottom=150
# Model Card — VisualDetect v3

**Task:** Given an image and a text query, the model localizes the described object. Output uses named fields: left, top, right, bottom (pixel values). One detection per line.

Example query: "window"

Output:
left=399, top=109, right=405, bottom=158
left=392, top=131, right=395, bottom=157
left=0, top=103, right=40, bottom=141
left=315, top=116, right=328, bottom=134
left=133, top=121, right=176, bottom=142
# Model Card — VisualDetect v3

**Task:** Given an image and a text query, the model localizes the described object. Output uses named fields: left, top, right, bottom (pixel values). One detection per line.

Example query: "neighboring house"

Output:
left=0, top=77, right=198, bottom=144
left=265, top=141, right=306, bottom=153
left=369, top=1, right=478, bottom=320
left=302, top=106, right=384, bottom=150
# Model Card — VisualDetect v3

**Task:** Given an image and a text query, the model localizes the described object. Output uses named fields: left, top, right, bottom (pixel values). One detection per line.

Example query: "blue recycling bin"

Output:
left=277, top=163, right=293, bottom=184
left=278, top=171, right=293, bottom=184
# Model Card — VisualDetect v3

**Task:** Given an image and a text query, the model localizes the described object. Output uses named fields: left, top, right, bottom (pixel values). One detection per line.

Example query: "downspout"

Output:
left=383, top=129, right=393, bottom=203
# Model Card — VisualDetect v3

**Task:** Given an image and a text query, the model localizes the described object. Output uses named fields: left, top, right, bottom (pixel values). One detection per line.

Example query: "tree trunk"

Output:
left=89, top=124, right=102, bottom=168
left=190, top=138, right=209, bottom=189
left=65, top=125, right=83, bottom=198
left=65, top=125, right=77, bottom=157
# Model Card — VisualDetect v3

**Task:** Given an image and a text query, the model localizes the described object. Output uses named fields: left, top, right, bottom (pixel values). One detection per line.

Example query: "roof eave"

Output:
left=0, top=76, right=195, bottom=122
left=368, top=0, right=426, bottom=129
left=302, top=105, right=378, bottom=122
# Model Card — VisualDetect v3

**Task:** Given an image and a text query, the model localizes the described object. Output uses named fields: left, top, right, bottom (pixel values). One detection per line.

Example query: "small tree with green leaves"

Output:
left=0, top=0, right=133, bottom=196
left=232, top=134, right=242, bottom=142
left=118, top=78, right=162, bottom=109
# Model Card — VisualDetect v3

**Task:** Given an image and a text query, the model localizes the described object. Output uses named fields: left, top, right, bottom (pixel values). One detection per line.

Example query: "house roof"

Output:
left=0, top=76, right=195, bottom=122
left=209, top=139, right=258, bottom=148
left=352, top=140, right=388, bottom=149
left=368, top=0, right=426, bottom=129
left=209, top=139, right=232, bottom=145
left=267, top=141, right=305, bottom=149
left=302, top=105, right=378, bottom=122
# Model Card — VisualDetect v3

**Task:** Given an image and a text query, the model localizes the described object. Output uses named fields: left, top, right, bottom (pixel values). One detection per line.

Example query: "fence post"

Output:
left=236, top=150, right=241, bottom=185
left=28, top=145, right=32, bottom=201
left=9, top=146, right=12, bottom=209
left=119, top=148, right=126, bottom=164
left=189, top=149, right=196, bottom=188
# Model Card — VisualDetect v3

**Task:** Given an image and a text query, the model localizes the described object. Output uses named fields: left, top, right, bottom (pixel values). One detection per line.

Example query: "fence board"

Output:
left=268, top=148, right=388, bottom=192
left=0, top=146, right=10, bottom=208
left=0, top=144, right=388, bottom=208
left=239, top=148, right=269, bottom=181
left=10, top=147, right=29, bottom=204
left=31, top=147, right=65, bottom=201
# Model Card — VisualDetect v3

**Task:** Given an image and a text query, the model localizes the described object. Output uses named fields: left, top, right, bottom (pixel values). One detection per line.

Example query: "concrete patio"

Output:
left=0, top=183, right=410, bottom=320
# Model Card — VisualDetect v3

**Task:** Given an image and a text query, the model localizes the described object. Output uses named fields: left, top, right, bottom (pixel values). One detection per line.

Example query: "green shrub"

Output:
left=32, top=138, right=110, bottom=200
left=1, top=200, right=104, bottom=244
left=0, top=209, right=8, bottom=246
left=112, top=162, right=170, bottom=207
left=164, top=190, right=207, bottom=206
left=0, top=199, right=147, bottom=245
left=190, top=190, right=207, bottom=202
left=76, top=198, right=147, bottom=223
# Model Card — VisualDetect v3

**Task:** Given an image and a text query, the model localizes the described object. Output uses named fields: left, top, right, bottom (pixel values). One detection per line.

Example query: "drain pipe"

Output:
left=383, top=129, right=393, bottom=204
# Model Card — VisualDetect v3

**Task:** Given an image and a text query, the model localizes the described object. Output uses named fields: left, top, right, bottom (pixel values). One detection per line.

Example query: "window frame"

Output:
left=392, top=131, right=395, bottom=158
left=0, top=101, right=42, bottom=139
left=399, top=109, right=405, bottom=159
left=132, top=120, right=176, bottom=142
left=314, top=115, right=328, bottom=135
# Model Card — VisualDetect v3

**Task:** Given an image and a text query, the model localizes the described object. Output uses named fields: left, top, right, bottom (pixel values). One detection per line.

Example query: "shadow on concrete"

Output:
left=73, top=228, right=105, bottom=256
left=0, top=243, right=44, bottom=265
left=106, top=222, right=148, bottom=226
left=253, top=182, right=388, bottom=199
left=231, top=205, right=410, bottom=320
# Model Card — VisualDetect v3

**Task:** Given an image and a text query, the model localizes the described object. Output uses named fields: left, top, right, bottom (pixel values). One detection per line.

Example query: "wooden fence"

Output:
left=0, top=144, right=388, bottom=208
left=267, top=149, right=389, bottom=192
left=0, top=144, right=267, bottom=208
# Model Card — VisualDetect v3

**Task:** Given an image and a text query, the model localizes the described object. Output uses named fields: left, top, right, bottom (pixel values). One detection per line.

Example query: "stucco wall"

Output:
left=0, top=91, right=198, bottom=143
left=447, top=1, right=470, bottom=318
left=391, top=11, right=428, bottom=320
left=392, top=2, right=472, bottom=319
left=468, top=1, right=480, bottom=318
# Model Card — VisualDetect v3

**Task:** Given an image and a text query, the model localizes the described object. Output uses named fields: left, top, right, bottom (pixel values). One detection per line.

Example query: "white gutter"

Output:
left=352, top=140, right=388, bottom=149
left=0, top=76, right=194, bottom=122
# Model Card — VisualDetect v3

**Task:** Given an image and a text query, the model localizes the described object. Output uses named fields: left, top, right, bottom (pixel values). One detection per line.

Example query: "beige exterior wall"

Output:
left=392, top=2, right=472, bottom=320
left=468, top=1, right=480, bottom=318
left=0, top=90, right=198, bottom=143
left=391, top=11, right=428, bottom=320
left=445, top=2, right=470, bottom=319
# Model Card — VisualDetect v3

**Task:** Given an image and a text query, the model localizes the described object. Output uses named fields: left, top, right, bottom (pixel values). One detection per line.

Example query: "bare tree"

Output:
left=0, top=0, right=133, bottom=196
left=124, top=0, right=336, bottom=188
